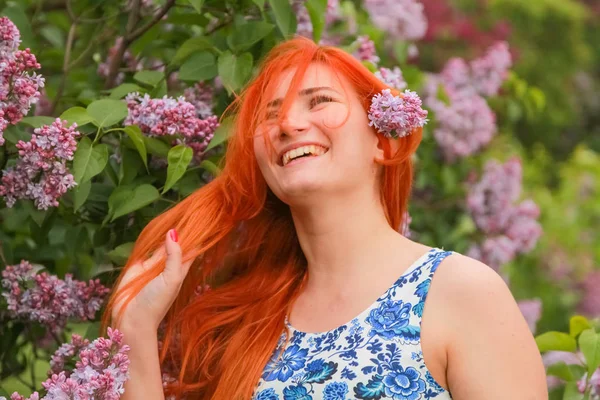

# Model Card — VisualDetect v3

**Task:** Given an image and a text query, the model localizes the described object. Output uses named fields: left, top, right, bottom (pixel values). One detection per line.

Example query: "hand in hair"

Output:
left=111, top=229, right=193, bottom=333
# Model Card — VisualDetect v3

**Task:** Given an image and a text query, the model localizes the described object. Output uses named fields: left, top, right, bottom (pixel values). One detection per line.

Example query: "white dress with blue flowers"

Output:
left=252, top=247, right=454, bottom=400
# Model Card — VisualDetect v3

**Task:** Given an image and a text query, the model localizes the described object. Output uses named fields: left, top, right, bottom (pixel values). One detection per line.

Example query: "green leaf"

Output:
left=73, top=180, right=91, bottom=211
left=536, top=331, right=577, bottom=353
left=109, top=184, right=160, bottom=221
left=217, top=51, right=253, bottom=93
left=84, top=321, right=101, bottom=339
left=171, top=37, right=215, bottom=66
left=19, top=116, right=56, bottom=128
left=227, top=22, right=274, bottom=53
left=40, top=25, right=64, bottom=48
left=570, top=316, right=592, bottom=338
left=546, top=362, right=576, bottom=381
left=179, top=52, right=218, bottom=82
left=206, top=116, right=233, bottom=150
left=119, top=148, right=143, bottom=185
left=187, top=0, right=204, bottom=13
left=579, top=329, right=600, bottom=375
left=60, top=106, right=95, bottom=126
left=134, top=70, right=164, bottom=88
left=305, top=0, right=327, bottom=43
left=73, top=137, right=109, bottom=184
left=163, top=145, right=194, bottom=193
left=143, top=136, right=171, bottom=157
left=563, top=381, right=584, bottom=400
left=109, top=83, right=143, bottom=99
left=123, top=125, right=148, bottom=169
left=200, top=159, right=221, bottom=176
left=87, top=99, right=128, bottom=128
left=253, top=0, right=266, bottom=10
left=107, top=242, right=135, bottom=265
left=267, top=0, right=297, bottom=37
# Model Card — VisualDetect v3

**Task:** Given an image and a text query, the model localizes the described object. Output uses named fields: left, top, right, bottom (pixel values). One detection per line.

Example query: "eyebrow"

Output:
left=266, top=86, right=341, bottom=108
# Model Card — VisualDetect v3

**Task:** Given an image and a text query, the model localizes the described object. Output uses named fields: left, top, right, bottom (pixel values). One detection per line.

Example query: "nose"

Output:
left=279, top=105, right=310, bottom=139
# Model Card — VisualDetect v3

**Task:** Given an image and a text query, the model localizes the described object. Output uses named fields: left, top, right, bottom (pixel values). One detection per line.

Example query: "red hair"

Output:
left=101, top=36, right=423, bottom=399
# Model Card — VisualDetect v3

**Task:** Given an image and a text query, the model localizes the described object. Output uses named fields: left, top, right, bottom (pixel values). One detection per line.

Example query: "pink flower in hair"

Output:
left=368, top=89, right=428, bottom=138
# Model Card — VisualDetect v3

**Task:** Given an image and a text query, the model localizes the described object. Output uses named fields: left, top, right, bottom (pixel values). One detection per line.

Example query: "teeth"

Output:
left=282, top=145, right=328, bottom=166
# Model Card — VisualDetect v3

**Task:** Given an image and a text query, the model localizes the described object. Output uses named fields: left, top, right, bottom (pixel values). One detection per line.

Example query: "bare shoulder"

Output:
left=426, top=251, right=548, bottom=399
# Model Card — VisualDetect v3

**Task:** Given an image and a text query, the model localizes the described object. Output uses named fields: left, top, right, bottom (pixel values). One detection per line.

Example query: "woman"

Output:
left=103, top=37, right=548, bottom=399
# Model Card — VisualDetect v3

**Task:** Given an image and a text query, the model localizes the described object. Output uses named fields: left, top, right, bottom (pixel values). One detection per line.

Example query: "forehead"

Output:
left=269, top=63, right=349, bottom=100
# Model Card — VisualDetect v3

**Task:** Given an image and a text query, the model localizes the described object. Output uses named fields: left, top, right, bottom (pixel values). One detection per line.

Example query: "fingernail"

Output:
left=169, top=229, right=178, bottom=242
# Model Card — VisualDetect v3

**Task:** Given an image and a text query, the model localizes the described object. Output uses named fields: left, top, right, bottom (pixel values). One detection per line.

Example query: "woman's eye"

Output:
left=309, top=95, right=334, bottom=108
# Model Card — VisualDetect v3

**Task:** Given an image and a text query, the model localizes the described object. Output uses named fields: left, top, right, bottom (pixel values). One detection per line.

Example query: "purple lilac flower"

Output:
left=0, top=119, right=80, bottom=209
left=578, top=271, right=600, bottom=317
left=517, top=298, right=542, bottom=334
left=466, top=158, right=542, bottom=270
left=375, top=67, right=407, bottom=90
left=368, top=89, right=428, bottom=138
left=353, top=36, right=380, bottom=65
left=0, top=260, right=110, bottom=333
left=50, top=334, right=91, bottom=374
left=578, top=368, right=600, bottom=397
left=183, top=82, right=215, bottom=119
left=0, top=17, right=45, bottom=145
left=291, top=0, right=341, bottom=39
left=364, top=0, right=428, bottom=41
left=124, top=92, right=219, bottom=163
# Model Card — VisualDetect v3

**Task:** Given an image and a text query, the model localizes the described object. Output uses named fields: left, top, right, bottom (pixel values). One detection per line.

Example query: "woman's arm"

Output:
left=434, top=254, right=548, bottom=399
left=120, top=322, right=165, bottom=400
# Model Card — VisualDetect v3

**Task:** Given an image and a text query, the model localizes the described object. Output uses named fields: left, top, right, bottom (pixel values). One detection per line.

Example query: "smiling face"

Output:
left=253, top=63, right=384, bottom=205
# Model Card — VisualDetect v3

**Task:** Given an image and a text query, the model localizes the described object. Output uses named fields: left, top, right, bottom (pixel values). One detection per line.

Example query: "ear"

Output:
left=374, top=134, right=396, bottom=162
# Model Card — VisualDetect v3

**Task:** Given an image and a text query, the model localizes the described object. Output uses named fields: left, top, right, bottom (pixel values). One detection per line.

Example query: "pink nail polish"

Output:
left=169, top=229, right=178, bottom=242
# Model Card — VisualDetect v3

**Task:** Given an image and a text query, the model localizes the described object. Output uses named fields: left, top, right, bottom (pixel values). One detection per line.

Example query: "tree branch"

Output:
left=127, top=0, right=176, bottom=43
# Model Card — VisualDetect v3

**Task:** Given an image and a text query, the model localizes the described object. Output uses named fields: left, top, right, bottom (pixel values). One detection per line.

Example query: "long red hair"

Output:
left=101, top=36, right=423, bottom=399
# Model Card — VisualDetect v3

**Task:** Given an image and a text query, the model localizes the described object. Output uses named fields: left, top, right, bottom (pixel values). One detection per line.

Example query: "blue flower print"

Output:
left=263, top=345, right=309, bottom=382
left=366, top=300, right=411, bottom=340
left=283, top=385, right=312, bottom=400
left=256, top=388, right=280, bottom=400
left=382, top=363, right=426, bottom=400
left=323, top=382, right=348, bottom=400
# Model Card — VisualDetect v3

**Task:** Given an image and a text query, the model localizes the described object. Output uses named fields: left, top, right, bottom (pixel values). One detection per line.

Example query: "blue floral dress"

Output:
left=252, top=248, right=454, bottom=400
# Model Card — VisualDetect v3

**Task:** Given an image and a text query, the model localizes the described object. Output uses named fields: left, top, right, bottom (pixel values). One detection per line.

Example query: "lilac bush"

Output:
left=364, top=0, right=428, bottom=41
left=1, top=260, right=110, bottom=334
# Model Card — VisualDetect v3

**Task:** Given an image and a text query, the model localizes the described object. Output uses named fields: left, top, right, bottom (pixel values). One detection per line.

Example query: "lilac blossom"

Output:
left=364, top=0, right=428, bottom=41
left=466, top=158, right=542, bottom=270
left=517, top=298, right=542, bottom=334
left=1, top=328, right=131, bottom=400
left=183, top=82, right=215, bottom=119
left=124, top=93, right=218, bottom=163
left=0, top=260, right=110, bottom=334
left=291, top=0, right=341, bottom=39
left=353, top=36, right=380, bottom=65
left=368, top=89, right=428, bottom=138
left=375, top=67, right=407, bottom=90
left=578, top=271, right=600, bottom=317
left=0, top=17, right=45, bottom=145
left=0, top=119, right=80, bottom=209
left=578, top=368, right=600, bottom=397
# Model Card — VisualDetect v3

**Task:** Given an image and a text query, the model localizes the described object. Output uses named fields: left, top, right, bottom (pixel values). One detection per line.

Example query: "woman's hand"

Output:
left=112, top=229, right=193, bottom=333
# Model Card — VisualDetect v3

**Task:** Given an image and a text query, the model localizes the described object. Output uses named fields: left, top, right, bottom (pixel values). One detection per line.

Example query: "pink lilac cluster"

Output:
left=0, top=328, right=131, bottom=400
left=516, top=298, right=542, bottom=334
left=423, top=42, right=512, bottom=161
left=292, top=0, right=340, bottom=40
left=0, top=118, right=80, bottom=209
left=97, top=37, right=143, bottom=85
left=577, top=270, right=600, bottom=317
left=0, top=260, right=110, bottom=333
left=579, top=369, right=600, bottom=398
left=466, top=158, right=542, bottom=270
left=375, top=67, right=407, bottom=90
left=0, top=17, right=45, bottom=145
left=124, top=92, right=218, bottom=162
left=353, top=36, right=380, bottom=65
left=368, top=89, right=428, bottom=138
left=183, top=82, right=214, bottom=119
left=364, top=0, right=427, bottom=41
